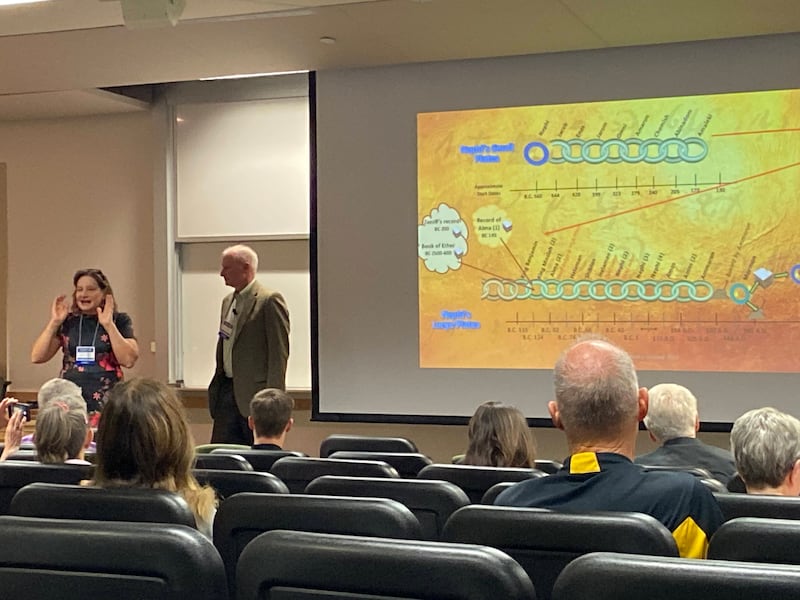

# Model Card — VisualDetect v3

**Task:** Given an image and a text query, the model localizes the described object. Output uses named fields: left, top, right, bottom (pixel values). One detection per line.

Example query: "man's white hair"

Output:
left=643, top=383, right=698, bottom=443
left=222, top=244, right=259, bottom=272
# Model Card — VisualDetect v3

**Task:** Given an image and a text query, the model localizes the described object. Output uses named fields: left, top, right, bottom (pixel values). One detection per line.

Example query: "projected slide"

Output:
left=417, top=88, right=800, bottom=372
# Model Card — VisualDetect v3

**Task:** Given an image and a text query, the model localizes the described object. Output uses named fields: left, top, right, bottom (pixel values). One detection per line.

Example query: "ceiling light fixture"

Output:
left=0, top=0, right=51, bottom=6
left=320, top=36, right=337, bottom=45
left=199, top=70, right=309, bottom=81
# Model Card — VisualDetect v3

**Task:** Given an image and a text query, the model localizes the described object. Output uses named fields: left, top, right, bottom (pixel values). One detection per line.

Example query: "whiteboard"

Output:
left=179, top=240, right=310, bottom=390
left=175, top=96, right=310, bottom=240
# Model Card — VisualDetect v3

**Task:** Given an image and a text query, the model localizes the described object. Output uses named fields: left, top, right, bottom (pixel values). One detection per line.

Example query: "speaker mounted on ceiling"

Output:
left=118, top=0, right=186, bottom=28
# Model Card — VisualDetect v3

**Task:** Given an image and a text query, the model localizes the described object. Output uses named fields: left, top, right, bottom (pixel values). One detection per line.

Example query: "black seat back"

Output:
left=709, top=517, right=800, bottom=564
left=215, top=492, right=422, bottom=598
left=640, top=465, right=714, bottom=478
left=9, top=483, right=195, bottom=527
left=194, top=453, right=253, bottom=471
left=418, top=463, right=546, bottom=503
left=237, top=530, right=536, bottom=600
left=305, top=475, right=470, bottom=540
left=713, top=491, right=800, bottom=521
left=271, top=456, right=399, bottom=493
left=0, top=515, right=227, bottom=600
left=443, top=506, right=678, bottom=600
left=320, top=434, right=418, bottom=457
left=482, top=481, right=517, bottom=504
left=552, top=551, right=800, bottom=600
left=0, top=461, right=93, bottom=514
left=210, top=449, right=306, bottom=471
left=193, top=469, right=288, bottom=500
left=534, top=460, right=563, bottom=474
left=328, top=451, right=433, bottom=477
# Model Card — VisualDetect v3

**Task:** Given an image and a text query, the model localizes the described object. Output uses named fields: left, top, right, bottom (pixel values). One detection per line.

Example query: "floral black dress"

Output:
left=58, top=312, right=135, bottom=413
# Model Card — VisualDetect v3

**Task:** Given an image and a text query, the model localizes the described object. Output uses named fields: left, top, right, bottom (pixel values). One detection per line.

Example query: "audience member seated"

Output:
left=494, top=338, right=724, bottom=558
left=20, top=378, right=97, bottom=452
left=635, top=383, right=736, bottom=483
left=91, top=377, right=217, bottom=538
left=4, top=403, right=92, bottom=464
left=462, top=401, right=537, bottom=468
left=249, top=388, right=294, bottom=450
left=730, top=406, right=800, bottom=496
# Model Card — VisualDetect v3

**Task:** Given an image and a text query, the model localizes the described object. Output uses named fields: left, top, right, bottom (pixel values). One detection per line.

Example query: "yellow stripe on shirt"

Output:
left=569, top=452, right=601, bottom=474
left=672, top=515, right=709, bottom=559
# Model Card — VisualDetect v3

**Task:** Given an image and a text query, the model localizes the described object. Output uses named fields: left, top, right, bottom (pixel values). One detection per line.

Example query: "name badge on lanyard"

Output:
left=76, top=345, right=96, bottom=365
left=219, top=301, right=236, bottom=340
left=76, top=314, right=100, bottom=365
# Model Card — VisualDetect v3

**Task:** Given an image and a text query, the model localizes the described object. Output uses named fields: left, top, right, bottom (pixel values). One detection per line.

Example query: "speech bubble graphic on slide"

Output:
left=418, top=203, right=469, bottom=273
left=472, top=205, right=511, bottom=248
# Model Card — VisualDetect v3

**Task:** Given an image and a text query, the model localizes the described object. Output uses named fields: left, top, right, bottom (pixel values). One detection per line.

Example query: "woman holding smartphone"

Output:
left=31, top=268, right=139, bottom=417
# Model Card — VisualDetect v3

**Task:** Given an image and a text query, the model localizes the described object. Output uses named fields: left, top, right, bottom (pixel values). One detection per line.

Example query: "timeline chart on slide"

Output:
left=417, top=88, right=800, bottom=372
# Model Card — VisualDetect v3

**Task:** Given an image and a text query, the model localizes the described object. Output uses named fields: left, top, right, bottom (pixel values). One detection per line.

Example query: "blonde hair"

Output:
left=93, top=378, right=216, bottom=528
left=34, top=403, right=88, bottom=464
left=464, top=401, right=537, bottom=468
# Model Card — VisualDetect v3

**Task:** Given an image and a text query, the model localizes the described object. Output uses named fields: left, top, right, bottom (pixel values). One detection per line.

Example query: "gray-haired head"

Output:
left=222, top=244, right=259, bottom=273
left=553, top=338, right=640, bottom=442
left=34, top=403, right=89, bottom=464
left=37, top=379, right=84, bottom=409
left=731, top=407, right=800, bottom=490
left=644, top=383, right=698, bottom=443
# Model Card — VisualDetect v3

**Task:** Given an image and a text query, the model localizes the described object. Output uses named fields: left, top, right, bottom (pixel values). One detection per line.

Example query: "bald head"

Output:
left=552, top=339, right=641, bottom=444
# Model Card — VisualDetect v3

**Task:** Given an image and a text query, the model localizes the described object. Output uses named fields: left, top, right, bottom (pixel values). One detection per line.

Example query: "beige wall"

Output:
left=1, top=164, right=7, bottom=380
left=0, top=112, right=157, bottom=390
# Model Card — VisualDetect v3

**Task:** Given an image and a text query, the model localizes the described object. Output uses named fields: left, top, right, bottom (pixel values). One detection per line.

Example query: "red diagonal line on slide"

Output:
left=543, top=160, right=800, bottom=236
left=712, top=127, right=800, bottom=137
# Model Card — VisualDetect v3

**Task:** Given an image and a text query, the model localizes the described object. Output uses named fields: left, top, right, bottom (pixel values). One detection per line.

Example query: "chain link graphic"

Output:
left=481, top=278, right=715, bottom=302
left=546, top=137, right=708, bottom=164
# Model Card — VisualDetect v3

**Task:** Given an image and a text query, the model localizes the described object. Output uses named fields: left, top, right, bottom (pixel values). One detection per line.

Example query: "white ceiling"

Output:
left=0, top=0, right=799, bottom=119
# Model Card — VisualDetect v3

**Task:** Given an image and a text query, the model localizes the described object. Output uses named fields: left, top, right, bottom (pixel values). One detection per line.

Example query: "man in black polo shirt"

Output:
left=495, top=338, right=723, bottom=558
left=635, top=383, right=736, bottom=484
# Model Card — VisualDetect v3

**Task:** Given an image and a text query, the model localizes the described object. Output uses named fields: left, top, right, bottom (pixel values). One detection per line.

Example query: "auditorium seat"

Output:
left=639, top=465, right=714, bottom=479
left=193, top=453, right=253, bottom=471
left=327, top=451, right=432, bottom=477
left=534, top=459, right=563, bottom=474
left=0, top=461, right=92, bottom=514
left=210, top=448, right=306, bottom=471
left=443, top=505, right=677, bottom=600
left=193, top=469, right=289, bottom=500
left=305, top=475, right=470, bottom=540
left=320, top=434, right=418, bottom=457
left=482, top=481, right=517, bottom=504
left=417, top=463, right=546, bottom=503
left=236, top=530, right=536, bottom=600
left=551, top=551, right=800, bottom=600
left=708, top=517, right=800, bottom=564
left=0, top=515, right=228, bottom=599
left=9, top=482, right=196, bottom=528
left=713, top=492, right=800, bottom=521
left=214, top=492, right=422, bottom=598
left=271, top=456, right=399, bottom=493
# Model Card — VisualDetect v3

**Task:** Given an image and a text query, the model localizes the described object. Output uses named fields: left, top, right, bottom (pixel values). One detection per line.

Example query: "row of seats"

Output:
left=6, top=478, right=800, bottom=599
left=4, top=511, right=800, bottom=600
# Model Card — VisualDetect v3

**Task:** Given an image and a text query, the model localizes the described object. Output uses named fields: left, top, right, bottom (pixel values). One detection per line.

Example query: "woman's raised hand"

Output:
left=51, top=295, right=69, bottom=324
left=98, top=294, right=115, bottom=327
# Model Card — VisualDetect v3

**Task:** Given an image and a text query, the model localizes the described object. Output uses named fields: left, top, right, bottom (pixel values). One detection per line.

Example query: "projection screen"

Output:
left=313, top=33, right=800, bottom=426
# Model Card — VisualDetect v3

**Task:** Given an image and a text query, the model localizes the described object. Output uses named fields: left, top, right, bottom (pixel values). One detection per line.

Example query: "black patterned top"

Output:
left=58, top=312, right=135, bottom=413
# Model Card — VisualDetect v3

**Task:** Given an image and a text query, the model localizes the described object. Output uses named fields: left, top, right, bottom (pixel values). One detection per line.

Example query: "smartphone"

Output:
left=7, top=402, right=31, bottom=422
